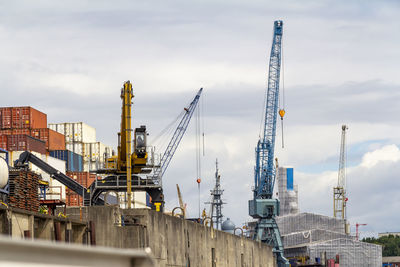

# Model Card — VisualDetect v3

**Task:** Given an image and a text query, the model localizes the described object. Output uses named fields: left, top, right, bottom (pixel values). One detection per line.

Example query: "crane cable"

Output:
left=195, top=101, right=202, bottom=218
left=279, top=39, right=286, bottom=149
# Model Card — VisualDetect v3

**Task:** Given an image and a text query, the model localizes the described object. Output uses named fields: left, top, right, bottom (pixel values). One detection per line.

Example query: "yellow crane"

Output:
left=104, top=81, right=149, bottom=208
left=176, top=184, right=186, bottom=218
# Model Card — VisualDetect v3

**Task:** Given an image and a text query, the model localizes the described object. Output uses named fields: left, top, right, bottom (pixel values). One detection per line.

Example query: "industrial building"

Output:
left=275, top=167, right=382, bottom=266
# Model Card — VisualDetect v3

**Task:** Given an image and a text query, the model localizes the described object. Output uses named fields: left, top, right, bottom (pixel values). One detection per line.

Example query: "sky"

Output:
left=1, top=0, right=400, bottom=238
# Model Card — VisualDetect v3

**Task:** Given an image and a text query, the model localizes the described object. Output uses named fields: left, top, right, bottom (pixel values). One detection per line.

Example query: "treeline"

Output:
left=363, top=235, right=400, bottom=256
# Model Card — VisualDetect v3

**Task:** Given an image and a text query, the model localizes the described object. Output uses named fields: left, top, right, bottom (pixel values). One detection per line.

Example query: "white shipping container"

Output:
left=49, top=122, right=96, bottom=143
left=83, top=142, right=113, bottom=162
left=83, top=161, right=100, bottom=172
left=117, top=191, right=151, bottom=209
left=66, top=142, right=83, bottom=156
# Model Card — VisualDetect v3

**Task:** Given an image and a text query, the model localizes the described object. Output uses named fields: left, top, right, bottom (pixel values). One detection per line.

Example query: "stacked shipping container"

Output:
left=49, top=150, right=83, bottom=172
left=0, top=106, right=66, bottom=152
left=0, top=107, right=47, bottom=129
left=6, top=135, right=46, bottom=154
left=50, top=122, right=113, bottom=171
left=65, top=171, right=97, bottom=206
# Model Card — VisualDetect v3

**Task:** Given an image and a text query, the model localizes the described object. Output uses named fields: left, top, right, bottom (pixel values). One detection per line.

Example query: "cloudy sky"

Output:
left=1, top=0, right=399, bottom=237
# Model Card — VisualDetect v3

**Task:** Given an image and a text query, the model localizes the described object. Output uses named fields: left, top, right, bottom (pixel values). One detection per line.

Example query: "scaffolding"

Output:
left=277, top=167, right=298, bottom=216
left=307, top=238, right=382, bottom=266
left=276, top=213, right=382, bottom=266
left=277, top=212, right=346, bottom=236
left=282, top=229, right=350, bottom=248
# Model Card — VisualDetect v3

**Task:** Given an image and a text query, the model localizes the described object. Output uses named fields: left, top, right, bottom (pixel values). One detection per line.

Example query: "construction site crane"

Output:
left=152, top=88, right=203, bottom=180
left=176, top=184, right=186, bottom=218
left=355, top=223, right=367, bottom=241
left=248, top=20, right=289, bottom=267
left=334, top=125, right=348, bottom=220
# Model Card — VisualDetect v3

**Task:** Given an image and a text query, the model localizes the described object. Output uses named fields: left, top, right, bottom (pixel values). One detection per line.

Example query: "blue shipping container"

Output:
left=50, top=150, right=83, bottom=172
left=286, top=168, right=294, bottom=190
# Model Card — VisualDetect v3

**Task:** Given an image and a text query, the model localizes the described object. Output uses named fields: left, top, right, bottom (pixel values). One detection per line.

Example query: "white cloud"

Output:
left=0, top=0, right=400, bottom=234
left=360, top=145, right=400, bottom=168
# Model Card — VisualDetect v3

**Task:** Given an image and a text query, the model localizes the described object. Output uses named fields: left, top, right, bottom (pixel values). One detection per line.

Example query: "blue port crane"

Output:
left=152, top=88, right=203, bottom=180
left=248, top=21, right=289, bottom=267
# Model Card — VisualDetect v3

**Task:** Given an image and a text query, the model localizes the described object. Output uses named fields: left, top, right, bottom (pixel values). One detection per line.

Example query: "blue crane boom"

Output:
left=249, top=21, right=289, bottom=267
left=152, top=88, right=203, bottom=180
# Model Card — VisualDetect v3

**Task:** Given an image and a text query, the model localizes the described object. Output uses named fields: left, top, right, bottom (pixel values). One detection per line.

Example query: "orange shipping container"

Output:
left=31, top=128, right=65, bottom=150
left=0, top=107, right=47, bottom=129
left=65, top=172, right=97, bottom=206
left=11, top=128, right=32, bottom=135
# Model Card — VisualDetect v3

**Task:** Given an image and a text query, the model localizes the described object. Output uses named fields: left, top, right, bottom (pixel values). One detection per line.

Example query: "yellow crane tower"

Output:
left=334, top=125, right=349, bottom=232
left=105, top=81, right=149, bottom=208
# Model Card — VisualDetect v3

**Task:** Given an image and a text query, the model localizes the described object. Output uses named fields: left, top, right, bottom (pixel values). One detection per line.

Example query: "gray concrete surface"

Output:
left=66, top=206, right=275, bottom=267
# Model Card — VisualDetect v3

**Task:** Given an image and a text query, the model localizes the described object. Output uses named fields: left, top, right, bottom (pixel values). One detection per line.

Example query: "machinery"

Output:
left=151, top=88, right=203, bottom=180
left=248, top=21, right=289, bottom=266
left=333, top=125, right=348, bottom=221
left=174, top=184, right=186, bottom=218
left=15, top=82, right=202, bottom=211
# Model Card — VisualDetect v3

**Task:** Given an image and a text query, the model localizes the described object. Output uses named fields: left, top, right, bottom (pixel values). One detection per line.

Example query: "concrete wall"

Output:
left=0, top=205, right=87, bottom=243
left=66, top=206, right=275, bottom=267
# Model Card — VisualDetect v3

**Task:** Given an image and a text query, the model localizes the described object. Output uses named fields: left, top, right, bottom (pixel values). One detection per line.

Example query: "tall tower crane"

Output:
left=248, top=21, right=289, bottom=267
left=334, top=125, right=348, bottom=220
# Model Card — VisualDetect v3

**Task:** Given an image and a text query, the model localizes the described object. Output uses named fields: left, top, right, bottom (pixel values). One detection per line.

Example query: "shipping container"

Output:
left=65, top=171, right=97, bottom=206
left=0, top=135, right=7, bottom=150
left=65, top=142, right=112, bottom=171
left=11, top=128, right=32, bottom=135
left=6, top=135, right=46, bottom=154
left=31, top=128, right=65, bottom=150
left=132, top=191, right=151, bottom=209
left=0, top=108, right=11, bottom=129
left=0, top=106, right=47, bottom=129
left=83, top=142, right=112, bottom=162
left=50, top=150, right=83, bottom=172
left=66, top=142, right=83, bottom=155
left=0, top=129, right=12, bottom=135
left=49, top=122, right=96, bottom=143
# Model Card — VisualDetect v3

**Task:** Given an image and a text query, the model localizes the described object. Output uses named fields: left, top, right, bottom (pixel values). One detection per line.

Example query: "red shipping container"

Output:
left=0, top=106, right=47, bottom=129
left=0, top=135, right=7, bottom=150
left=0, top=108, right=12, bottom=129
left=6, top=134, right=46, bottom=154
left=11, top=128, right=32, bottom=135
left=0, top=129, right=12, bottom=135
left=31, top=128, right=65, bottom=151
left=66, top=171, right=96, bottom=187
left=65, top=172, right=97, bottom=206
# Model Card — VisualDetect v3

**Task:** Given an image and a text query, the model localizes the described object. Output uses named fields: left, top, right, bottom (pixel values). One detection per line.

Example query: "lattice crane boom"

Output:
left=152, top=88, right=203, bottom=180
left=249, top=20, right=289, bottom=267
left=334, top=125, right=348, bottom=220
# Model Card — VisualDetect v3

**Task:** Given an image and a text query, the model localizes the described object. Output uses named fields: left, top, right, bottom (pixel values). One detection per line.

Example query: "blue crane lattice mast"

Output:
left=152, top=88, right=203, bottom=181
left=248, top=21, right=289, bottom=267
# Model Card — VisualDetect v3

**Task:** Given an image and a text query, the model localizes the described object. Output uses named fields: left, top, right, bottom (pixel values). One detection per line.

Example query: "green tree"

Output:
left=363, top=235, right=400, bottom=256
